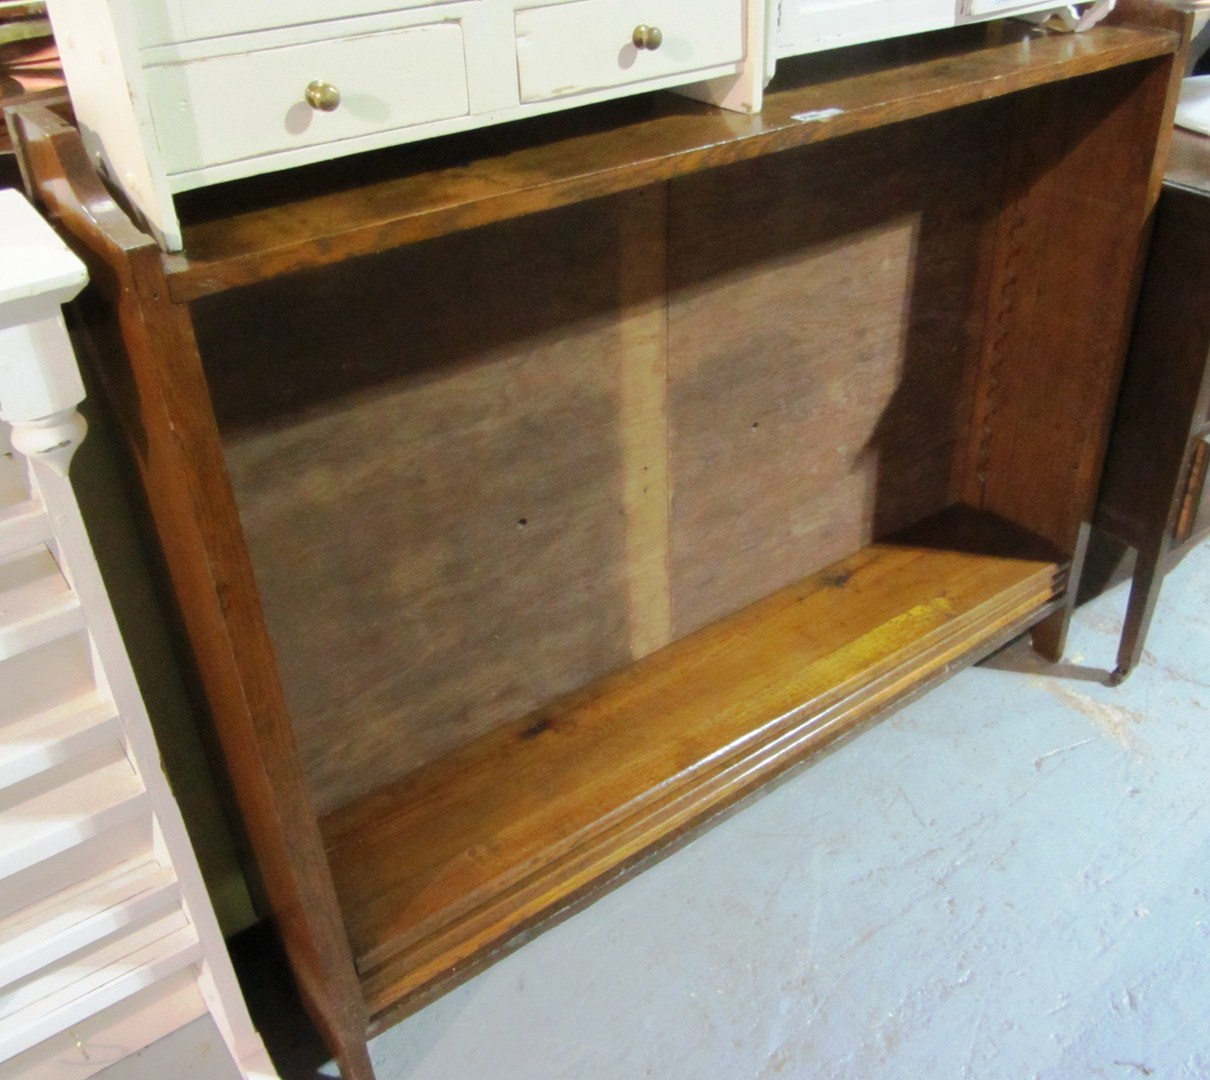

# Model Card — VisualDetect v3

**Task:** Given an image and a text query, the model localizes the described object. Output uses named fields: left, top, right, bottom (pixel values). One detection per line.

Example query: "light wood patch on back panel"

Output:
left=200, top=190, right=669, bottom=814
left=201, top=104, right=1005, bottom=814
left=665, top=109, right=1001, bottom=636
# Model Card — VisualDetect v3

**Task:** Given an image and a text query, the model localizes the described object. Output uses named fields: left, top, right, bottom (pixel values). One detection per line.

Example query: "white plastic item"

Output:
left=0, top=188, right=276, bottom=1080
left=1176, top=75, right=1210, bottom=134
left=773, top=0, right=1111, bottom=61
left=46, top=0, right=768, bottom=252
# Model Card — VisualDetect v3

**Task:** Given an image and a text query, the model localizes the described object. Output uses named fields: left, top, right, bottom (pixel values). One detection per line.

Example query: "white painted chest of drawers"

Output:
left=46, top=0, right=767, bottom=250
left=773, top=0, right=1097, bottom=60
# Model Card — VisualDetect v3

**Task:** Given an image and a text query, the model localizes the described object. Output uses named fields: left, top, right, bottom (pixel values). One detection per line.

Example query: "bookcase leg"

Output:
left=1030, top=605, right=1071, bottom=664
left=1109, top=540, right=1166, bottom=686
left=1030, top=521, right=1091, bottom=663
left=335, top=1037, right=377, bottom=1080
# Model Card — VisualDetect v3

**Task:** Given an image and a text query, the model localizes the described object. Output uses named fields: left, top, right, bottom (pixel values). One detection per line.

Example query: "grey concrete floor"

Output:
left=237, top=537, right=1210, bottom=1080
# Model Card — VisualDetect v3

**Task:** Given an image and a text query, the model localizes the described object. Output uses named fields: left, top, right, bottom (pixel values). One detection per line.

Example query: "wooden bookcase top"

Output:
left=162, top=21, right=1179, bottom=302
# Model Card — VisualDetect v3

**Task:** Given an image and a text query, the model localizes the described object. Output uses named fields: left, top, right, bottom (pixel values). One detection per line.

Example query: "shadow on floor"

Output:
left=977, top=633, right=1115, bottom=686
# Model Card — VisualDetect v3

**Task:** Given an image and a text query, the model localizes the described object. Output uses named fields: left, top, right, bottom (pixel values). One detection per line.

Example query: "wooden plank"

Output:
left=953, top=14, right=1185, bottom=661
left=0, top=968, right=208, bottom=1080
left=161, top=23, right=1179, bottom=300
left=617, top=185, right=672, bottom=659
left=0, top=499, right=51, bottom=560
left=320, top=506, right=1065, bottom=1011
left=665, top=105, right=995, bottom=636
left=0, top=914, right=200, bottom=1062
left=369, top=573, right=1060, bottom=1026
left=963, top=61, right=1182, bottom=555
left=209, top=190, right=668, bottom=814
left=0, top=817, right=152, bottom=926
left=1176, top=439, right=1210, bottom=545
left=0, top=633, right=95, bottom=731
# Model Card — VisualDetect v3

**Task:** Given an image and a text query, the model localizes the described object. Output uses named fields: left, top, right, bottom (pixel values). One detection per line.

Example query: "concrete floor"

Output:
left=236, top=537, right=1210, bottom=1080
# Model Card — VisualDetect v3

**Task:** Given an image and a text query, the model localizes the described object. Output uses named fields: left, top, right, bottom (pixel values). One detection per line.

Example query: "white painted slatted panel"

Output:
left=0, top=743, right=149, bottom=881
left=0, top=817, right=154, bottom=924
left=0, top=968, right=209, bottom=1080
left=0, top=692, right=122, bottom=792
left=0, top=188, right=273, bottom=1079
left=0, top=500, right=51, bottom=561
left=0, top=857, right=178, bottom=989
left=0, top=911, right=202, bottom=1061
left=0, top=546, right=84, bottom=661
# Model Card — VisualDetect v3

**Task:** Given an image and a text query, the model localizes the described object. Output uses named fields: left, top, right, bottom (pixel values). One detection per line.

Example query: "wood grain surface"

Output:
left=961, top=62, right=1177, bottom=556
left=9, top=9, right=1185, bottom=1074
left=320, top=506, right=1065, bottom=1015
left=160, top=23, right=1178, bottom=301
left=665, top=107, right=995, bottom=635
left=203, top=191, right=669, bottom=813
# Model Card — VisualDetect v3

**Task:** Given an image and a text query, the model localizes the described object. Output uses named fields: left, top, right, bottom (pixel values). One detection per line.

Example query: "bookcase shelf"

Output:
left=12, top=6, right=1189, bottom=1076
left=323, top=505, right=1065, bottom=1018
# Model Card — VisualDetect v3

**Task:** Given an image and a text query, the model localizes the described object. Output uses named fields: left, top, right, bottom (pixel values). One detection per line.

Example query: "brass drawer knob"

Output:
left=305, top=80, right=342, bottom=112
left=632, top=24, right=663, bottom=50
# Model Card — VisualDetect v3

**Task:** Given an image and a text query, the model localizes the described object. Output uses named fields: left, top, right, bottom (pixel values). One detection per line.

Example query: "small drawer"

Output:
left=777, top=0, right=952, bottom=55
left=515, top=0, right=743, bottom=104
left=963, top=0, right=1066, bottom=15
left=134, top=0, right=463, bottom=49
left=144, top=21, right=469, bottom=178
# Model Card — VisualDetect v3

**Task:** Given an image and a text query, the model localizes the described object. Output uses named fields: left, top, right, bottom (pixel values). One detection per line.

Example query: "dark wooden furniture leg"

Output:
left=1111, top=538, right=1167, bottom=684
left=1091, top=128, right=1210, bottom=683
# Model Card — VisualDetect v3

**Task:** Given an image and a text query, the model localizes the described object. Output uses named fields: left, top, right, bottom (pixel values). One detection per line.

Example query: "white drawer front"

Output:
left=964, top=0, right=1065, bottom=15
left=515, top=0, right=743, bottom=103
left=778, top=0, right=953, bottom=54
left=134, top=0, right=463, bottom=48
left=145, top=22, right=469, bottom=175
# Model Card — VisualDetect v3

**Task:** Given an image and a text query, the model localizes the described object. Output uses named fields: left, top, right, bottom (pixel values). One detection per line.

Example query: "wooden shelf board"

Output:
left=319, top=505, right=1066, bottom=1017
left=163, top=22, right=1178, bottom=302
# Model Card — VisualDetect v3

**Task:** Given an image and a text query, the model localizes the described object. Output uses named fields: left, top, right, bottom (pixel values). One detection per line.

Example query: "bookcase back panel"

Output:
left=194, top=87, right=1135, bottom=815
left=200, top=193, right=664, bottom=813
left=665, top=108, right=1000, bottom=636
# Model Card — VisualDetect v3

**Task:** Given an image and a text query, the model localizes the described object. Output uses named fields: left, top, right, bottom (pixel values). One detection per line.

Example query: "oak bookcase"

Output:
left=9, top=5, right=1190, bottom=1075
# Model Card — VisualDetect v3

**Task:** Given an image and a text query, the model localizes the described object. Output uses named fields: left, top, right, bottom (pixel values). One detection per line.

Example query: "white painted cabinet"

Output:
left=44, top=0, right=1110, bottom=255
left=46, top=0, right=767, bottom=251
left=0, top=189, right=274, bottom=1080
left=773, top=0, right=1111, bottom=60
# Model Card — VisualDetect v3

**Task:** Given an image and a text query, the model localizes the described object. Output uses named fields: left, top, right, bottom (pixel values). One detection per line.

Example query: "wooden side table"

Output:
left=1096, top=126, right=1210, bottom=683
